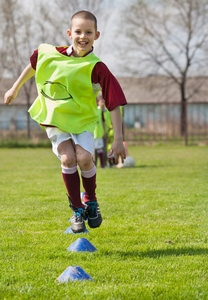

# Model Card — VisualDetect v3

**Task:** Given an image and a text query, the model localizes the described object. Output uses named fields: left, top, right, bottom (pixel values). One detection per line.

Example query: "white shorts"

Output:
left=94, top=138, right=104, bottom=150
left=45, top=127, right=95, bottom=160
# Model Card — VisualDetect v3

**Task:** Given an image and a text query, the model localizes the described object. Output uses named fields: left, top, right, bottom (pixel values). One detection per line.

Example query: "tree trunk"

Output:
left=26, top=99, right=31, bottom=139
left=180, top=83, right=188, bottom=145
left=23, top=78, right=34, bottom=139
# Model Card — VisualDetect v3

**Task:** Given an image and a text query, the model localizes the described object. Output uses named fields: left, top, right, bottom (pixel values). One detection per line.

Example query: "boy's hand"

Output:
left=4, top=88, right=18, bottom=105
left=108, top=139, right=126, bottom=164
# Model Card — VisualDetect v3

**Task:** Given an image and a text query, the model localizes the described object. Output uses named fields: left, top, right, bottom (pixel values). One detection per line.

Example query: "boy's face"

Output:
left=67, top=18, right=100, bottom=57
left=98, top=98, right=105, bottom=109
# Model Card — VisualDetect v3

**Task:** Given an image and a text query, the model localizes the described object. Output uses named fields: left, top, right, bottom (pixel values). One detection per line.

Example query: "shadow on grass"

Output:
left=138, top=164, right=166, bottom=168
left=104, top=247, right=208, bottom=258
left=115, top=165, right=166, bottom=169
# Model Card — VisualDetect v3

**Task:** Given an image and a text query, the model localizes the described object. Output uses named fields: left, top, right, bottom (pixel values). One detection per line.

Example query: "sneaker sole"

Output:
left=88, top=216, right=102, bottom=228
left=71, top=226, right=86, bottom=233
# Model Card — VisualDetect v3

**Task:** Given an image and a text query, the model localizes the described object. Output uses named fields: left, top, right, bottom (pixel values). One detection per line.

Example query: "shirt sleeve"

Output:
left=30, top=49, right=38, bottom=70
left=92, top=62, right=127, bottom=111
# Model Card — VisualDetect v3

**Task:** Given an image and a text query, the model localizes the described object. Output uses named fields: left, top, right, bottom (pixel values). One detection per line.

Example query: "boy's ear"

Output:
left=67, top=29, right=72, bottom=39
left=95, top=31, right=100, bottom=40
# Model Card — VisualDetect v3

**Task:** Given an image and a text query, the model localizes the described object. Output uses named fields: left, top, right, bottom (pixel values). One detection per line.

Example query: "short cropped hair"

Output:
left=71, top=10, right=98, bottom=31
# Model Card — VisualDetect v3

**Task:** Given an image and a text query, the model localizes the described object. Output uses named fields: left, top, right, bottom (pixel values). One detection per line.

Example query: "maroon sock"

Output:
left=81, top=174, right=97, bottom=203
left=98, top=152, right=104, bottom=168
left=62, top=171, right=85, bottom=209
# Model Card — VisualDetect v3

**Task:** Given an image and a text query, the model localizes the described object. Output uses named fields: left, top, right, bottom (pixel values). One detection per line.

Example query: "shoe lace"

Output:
left=74, top=208, right=84, bottom=221
left=87, top=201, right=97, bottom=213
left=67, top=194, right=76, bottom=211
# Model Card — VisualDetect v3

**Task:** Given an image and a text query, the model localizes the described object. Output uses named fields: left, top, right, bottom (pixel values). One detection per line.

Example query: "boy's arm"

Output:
left=108, top=106, right=126, bottom=163
left=4, top=64, right=36, bottom=105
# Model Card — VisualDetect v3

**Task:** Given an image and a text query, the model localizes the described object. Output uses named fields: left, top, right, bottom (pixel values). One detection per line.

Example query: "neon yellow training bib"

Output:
left=29, top=43, right=101, bottom=134
left=94, top=107, right=104, bottom=139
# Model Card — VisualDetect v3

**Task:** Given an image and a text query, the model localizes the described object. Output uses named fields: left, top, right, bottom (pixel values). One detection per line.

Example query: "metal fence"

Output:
left=0, top=102, right=208, bottom=145
left=123, top=102, right=208, bottom=145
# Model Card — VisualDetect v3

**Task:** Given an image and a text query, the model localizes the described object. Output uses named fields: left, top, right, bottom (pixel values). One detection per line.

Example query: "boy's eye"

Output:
left=74, top=30, right=93, bottom=35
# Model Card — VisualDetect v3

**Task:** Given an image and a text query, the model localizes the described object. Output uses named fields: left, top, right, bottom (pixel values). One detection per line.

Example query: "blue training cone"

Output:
left=67, top=238, right=97, bottom=252
left=57, top=266, right=94, bottom=282
left=64, top=226, right=89, bottom=234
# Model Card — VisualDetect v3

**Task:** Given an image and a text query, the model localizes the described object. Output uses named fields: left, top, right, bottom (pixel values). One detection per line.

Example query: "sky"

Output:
left=18, top=0, right=208, bottom=78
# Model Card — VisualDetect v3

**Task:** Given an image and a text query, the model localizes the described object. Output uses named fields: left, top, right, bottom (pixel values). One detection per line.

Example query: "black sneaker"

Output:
left=85, top=201, right=102, bottom=228
left=71, top=208, right=86, bottom=233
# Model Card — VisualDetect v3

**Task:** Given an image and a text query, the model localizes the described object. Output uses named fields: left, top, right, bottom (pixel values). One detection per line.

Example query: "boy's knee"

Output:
left=61, top=154, right=77, bottom=168
left=76, top=150, right=92, bottom=168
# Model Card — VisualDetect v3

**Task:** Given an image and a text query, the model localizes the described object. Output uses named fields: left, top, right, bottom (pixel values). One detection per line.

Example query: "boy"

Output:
left=94, top=95, right=106, bottom=168
left=4, top=10, right=127, bottom=233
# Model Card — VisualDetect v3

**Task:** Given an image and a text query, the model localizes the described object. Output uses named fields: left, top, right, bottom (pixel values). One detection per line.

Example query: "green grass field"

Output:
left=0, top=145, right=208, bottom=300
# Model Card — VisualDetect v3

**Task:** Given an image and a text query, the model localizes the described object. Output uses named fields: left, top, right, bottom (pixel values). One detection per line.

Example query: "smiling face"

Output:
left=67, top=17, right=100, bottom=57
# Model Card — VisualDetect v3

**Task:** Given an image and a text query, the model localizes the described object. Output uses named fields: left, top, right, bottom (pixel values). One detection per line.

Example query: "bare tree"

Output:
left=0, top=0, right=37, bottom=138
left=122, top=0, right=208, bottom=137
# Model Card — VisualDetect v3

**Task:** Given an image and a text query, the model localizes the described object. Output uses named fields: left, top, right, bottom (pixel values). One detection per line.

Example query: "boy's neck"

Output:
left=66, top=45, right=94, bottom=57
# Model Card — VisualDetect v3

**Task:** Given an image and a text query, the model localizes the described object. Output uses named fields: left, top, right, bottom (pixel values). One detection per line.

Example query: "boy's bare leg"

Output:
left=75, top=144, right=94, bottom=171
left=75, top=144, right=96, bottom=202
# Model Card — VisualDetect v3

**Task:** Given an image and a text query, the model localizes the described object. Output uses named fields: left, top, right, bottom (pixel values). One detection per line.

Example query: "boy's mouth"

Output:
left=79, top=41, right=88, bottom=45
